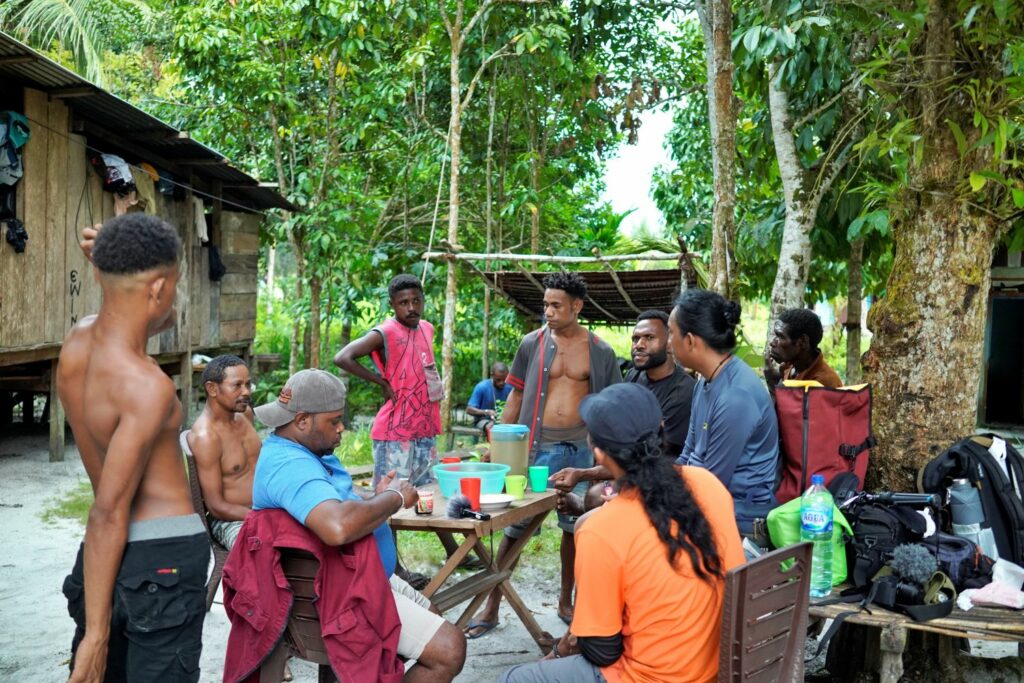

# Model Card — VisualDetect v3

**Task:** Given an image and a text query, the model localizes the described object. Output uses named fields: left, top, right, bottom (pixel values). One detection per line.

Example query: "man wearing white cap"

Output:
left=252, top=369, right=466, bottom=681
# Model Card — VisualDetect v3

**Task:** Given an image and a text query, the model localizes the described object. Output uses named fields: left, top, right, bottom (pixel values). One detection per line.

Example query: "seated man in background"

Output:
left=765, top=307, right=843, bottom=393
left=252, top=369, right=466, bottom=682
left=465, top=361, right=512, bottom=437
left=188, top=354, right=260, bottom=550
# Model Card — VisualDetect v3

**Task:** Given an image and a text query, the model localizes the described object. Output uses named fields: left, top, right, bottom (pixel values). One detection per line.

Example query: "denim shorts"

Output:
left=63, top=526, right=209, bottom=682
left=505, top=440, right=592, bottom=538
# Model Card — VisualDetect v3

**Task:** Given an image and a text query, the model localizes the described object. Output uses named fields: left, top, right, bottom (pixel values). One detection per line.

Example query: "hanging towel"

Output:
left=193, top=196, right=208, bottom=242
left=130, top=167, right=157, bottom=214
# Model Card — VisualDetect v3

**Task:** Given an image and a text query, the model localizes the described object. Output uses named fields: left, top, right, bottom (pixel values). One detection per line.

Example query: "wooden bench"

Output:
left=809, top=589, right=1024, bottom=682
left=448, top=404, right=485, bottom=449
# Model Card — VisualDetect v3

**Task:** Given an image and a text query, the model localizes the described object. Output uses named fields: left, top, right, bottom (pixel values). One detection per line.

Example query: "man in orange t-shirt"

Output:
left=498, top=383, right=744, bottom=683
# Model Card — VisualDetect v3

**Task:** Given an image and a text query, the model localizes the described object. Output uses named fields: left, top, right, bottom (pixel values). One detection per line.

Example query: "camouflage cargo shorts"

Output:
left=372, top=438, right=438, bottom=488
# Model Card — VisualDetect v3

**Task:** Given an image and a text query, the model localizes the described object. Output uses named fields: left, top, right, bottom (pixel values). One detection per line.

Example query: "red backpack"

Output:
left=774, top=382, right=875, bottom=504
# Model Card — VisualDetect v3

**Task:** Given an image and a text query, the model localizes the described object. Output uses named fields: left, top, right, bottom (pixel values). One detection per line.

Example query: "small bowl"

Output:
left=478, top=493, right=514, bottom=513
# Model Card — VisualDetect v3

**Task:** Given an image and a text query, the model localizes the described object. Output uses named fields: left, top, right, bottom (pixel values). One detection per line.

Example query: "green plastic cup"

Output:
left=505, top=475, right=527, bottom=500
left=528, top=465, right=549, bottom=493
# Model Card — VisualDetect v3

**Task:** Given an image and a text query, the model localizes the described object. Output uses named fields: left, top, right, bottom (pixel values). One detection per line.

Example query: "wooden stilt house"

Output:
left=0, top=32, right=293, bottom=460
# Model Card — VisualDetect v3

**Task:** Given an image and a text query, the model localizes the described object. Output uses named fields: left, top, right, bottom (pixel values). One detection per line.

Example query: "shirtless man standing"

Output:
left=465, top=272, right=620, bottom=639
left=188, top=355, right=261, bottom=550
left=59, top=215, right=208, bottom=683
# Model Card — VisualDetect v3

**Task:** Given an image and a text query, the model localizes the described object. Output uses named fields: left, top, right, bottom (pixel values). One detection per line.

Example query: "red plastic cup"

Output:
left=460, top=477, right=482, bottom=511
left=441, top=456, right=461, bottom=464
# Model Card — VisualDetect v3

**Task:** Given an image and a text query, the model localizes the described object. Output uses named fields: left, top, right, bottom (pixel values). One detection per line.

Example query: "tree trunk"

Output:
left=695, top=0, right=737, bottom=298
left=339, top=320, right=352, bottom=424
left=845, top=237, right=864, bottom=383
left=266, top=245, right=276, bottom=314
left=302, top=321, right=312, bottom=370
left=289, top=279, right=301, bottom=376
left=527, top=110, right=541, bottom=257
left=766, top=61, right=816, bottom=338
left=862, top=0, right=999, bottom=492
left=308, top=275, right=321, bottom=369
left=440, top=18, right=462, bottom=437
left=483, top=73, right=496, bottom=379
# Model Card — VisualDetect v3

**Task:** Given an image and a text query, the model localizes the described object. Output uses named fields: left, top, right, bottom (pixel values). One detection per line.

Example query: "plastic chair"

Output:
left=718, top=542, right=813, bottom=683
left=179, top=429, right=230, bottom=611
left=258, top=549, right=335, bottom=683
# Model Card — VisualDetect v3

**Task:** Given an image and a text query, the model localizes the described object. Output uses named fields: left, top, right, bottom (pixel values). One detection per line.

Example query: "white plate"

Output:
left=479, top=493, right=514, bottom=512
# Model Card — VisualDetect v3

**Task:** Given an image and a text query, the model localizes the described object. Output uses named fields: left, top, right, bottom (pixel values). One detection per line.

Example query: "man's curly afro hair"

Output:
left=541, top=271, right=587, bottom=300
left=91, top=214, right=181, bottom=275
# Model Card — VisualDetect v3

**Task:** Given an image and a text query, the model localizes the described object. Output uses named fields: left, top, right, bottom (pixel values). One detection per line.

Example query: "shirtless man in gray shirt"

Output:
left=465, top=272, right=620, bottom=639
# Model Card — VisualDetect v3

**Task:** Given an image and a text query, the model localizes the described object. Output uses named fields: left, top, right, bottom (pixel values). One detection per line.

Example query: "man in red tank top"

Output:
left=335, top=274, right=446, bottom=587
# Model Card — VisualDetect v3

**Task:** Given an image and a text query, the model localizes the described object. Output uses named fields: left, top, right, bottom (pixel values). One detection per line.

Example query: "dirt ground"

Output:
left=2, top=431, right=1020, bottom=682
left=0, top=433, right=567, bottom=683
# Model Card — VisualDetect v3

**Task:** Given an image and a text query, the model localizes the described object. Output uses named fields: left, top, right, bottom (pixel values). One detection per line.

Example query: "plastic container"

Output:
left=432, top=462, right=511, bottom=498
left=800, top=474, right=834, bottom=598
left=489, top=424, right=530, bottom=476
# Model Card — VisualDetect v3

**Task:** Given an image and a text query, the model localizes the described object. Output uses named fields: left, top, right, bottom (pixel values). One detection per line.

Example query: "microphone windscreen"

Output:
left=447, top=494, right=472, bottom=519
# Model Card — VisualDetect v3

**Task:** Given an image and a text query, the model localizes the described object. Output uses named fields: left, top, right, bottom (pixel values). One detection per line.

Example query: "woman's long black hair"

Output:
left=598, top=434, right=724, bottom=582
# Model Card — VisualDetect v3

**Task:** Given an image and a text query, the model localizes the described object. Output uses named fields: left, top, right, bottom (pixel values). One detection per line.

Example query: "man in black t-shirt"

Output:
left=552, top=310, right=697, bottom=517
left=624, top=310, right=695, bottom=458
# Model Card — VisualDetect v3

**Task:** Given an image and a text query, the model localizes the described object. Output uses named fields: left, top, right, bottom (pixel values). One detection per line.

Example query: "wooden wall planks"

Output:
left=2, top=88, right=263, bottom=360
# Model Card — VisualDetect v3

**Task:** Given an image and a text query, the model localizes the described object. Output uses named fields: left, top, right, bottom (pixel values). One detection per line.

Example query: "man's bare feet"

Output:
left=557, top=603, right=574, bottom=626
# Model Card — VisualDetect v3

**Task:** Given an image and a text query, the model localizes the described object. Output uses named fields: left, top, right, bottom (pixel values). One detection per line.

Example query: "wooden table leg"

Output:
left=469, top=511, right=554, bottom=652
left=879, top=624, right=906, bottom=683
left=422, top=531, right=479, bottom=598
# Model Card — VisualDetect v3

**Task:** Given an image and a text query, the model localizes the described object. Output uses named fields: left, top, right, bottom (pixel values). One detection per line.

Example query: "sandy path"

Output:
left=0, top=433, right=567, bottom=682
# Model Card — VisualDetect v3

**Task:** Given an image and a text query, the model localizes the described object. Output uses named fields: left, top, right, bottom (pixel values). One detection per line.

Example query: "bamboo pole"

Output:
left=595, top=252, right=642, bottom=315
left=422, top=250, right=678, bottom=263
left=511, top=261, right=546, bottom=294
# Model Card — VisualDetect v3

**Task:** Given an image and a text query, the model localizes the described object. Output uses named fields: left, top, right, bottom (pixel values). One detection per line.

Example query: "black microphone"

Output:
left=446, top=494, right=491, bottom=521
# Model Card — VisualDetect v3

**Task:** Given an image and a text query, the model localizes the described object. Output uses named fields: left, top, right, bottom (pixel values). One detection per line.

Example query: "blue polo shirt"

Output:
left=253, top=433, right=397, bottom=576
left=468, top=379, right=513, bottom=412
left=676, top=357, right=779, bottom=505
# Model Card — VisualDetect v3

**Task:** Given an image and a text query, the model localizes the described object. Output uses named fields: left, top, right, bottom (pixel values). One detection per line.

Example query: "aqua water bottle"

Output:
left=801, top=474, right=834, bottom=598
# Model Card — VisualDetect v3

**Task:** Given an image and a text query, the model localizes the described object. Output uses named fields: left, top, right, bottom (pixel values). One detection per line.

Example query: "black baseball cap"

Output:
left=579, top=383, right=663, bottom=451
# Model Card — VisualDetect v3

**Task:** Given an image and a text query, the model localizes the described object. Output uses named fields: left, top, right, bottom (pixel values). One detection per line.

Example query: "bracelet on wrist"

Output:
left=380, top=488, right=405, bottom=508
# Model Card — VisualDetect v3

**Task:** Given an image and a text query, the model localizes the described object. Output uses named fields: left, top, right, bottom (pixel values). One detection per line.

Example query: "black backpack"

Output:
left=843, top=498, right=927, bottom=589
left=919, top=434, right=1024, bottom=565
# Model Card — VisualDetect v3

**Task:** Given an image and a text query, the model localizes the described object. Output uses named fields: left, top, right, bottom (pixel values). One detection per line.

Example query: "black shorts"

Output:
left=63, top=525, right=210, bottom=682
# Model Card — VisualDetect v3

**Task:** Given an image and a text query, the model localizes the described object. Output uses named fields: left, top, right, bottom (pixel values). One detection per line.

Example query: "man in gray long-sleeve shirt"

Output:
left=465, top=272, right=620, bottom=638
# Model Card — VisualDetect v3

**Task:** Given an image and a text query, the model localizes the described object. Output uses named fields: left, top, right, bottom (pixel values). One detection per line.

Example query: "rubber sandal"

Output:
left=464, top=618, right=499, bottom=639
left=458, top=556, right=486, bottom=570
left=404, top=571, right=430, bottom=591
left=558, top=610, right=573, bottom=626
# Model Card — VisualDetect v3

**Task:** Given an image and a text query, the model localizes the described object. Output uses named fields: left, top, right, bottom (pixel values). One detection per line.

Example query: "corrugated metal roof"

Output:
left=483, top=269, right=684, bottom=325
left=0, top=31, right=295, bottom=213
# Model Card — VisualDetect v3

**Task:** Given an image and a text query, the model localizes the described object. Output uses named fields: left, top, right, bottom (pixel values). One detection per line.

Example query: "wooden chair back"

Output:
left=180, top=429, right=229, bottom=611
left=718, top=542, right=813, bottom=683
left=259, top=549, right=335, bottom=682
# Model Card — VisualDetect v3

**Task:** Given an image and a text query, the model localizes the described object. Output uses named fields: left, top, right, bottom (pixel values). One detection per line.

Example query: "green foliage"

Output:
left=0, top=0, right=156, bottom=84
left=335, top=426, right=374, bottom=469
